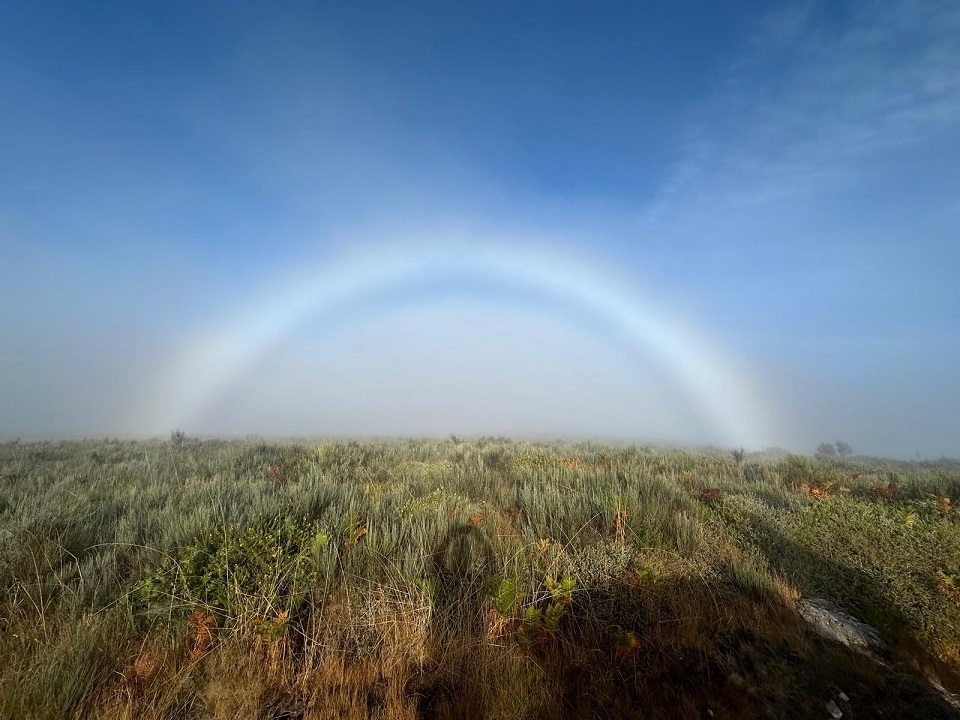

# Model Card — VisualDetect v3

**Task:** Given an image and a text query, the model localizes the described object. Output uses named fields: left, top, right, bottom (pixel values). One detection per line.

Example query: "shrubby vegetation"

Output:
left=0, top=437, right=958, bottom=718
left=815, top=441, right=853, bottom=459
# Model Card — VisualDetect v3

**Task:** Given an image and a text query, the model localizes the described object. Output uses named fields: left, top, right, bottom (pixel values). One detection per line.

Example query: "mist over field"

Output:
left=2, top=1, right=959, bottom=458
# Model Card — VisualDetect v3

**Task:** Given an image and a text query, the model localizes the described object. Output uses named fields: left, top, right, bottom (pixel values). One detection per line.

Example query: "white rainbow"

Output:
left=140, top=241, right=773, bottom=447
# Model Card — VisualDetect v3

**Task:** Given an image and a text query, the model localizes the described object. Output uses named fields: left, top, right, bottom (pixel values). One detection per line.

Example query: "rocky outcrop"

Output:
left=797, top=597, right=888, bottom=660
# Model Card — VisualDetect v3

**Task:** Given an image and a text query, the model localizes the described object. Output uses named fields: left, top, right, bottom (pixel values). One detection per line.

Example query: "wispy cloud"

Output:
left=650, top=0, right=960, bottom=215
left=627, top=0, right=960, bottom=456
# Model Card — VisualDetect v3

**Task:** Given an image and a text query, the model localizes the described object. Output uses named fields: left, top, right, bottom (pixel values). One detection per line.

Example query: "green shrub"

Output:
left=131, top=515, right=331, bottom=627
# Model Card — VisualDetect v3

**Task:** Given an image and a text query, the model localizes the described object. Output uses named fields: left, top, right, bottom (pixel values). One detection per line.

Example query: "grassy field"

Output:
left=0, top=437, right=958, bottom=719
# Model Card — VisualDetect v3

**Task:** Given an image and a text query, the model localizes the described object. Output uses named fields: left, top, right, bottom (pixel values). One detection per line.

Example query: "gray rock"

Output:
left=928, top=678, right=960, bottom=710
left=826, top=700, right=843, bottom=719
left=798, top=598, right=887, bottom=658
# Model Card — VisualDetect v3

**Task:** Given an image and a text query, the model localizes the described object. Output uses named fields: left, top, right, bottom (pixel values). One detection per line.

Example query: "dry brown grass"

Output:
left=82, top=581, right=958, bottom=720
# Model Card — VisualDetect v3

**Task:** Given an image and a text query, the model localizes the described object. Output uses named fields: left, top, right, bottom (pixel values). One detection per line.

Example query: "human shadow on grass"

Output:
left=411, top=515, right=960, bottom=719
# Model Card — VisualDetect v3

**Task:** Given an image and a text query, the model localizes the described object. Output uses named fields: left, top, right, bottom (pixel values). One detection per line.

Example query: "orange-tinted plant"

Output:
left=186, top=609, right=216, bottom=661
left=797, top=480, right=845, bottom=499
left=699, top=487, right=723, bottom=503
left=936, top=496, right=957, bottom=516
left=485, top=608, right=510, bottom=639
left=119, top=651, right=158, bottom=696
left=345, top=525, right=367, bottom=547
left=871, top=483, right=897, bottom=501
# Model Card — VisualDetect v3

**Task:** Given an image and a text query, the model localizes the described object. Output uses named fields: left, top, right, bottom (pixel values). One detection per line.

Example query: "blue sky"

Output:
left=1, top=1, right=958, bottom=456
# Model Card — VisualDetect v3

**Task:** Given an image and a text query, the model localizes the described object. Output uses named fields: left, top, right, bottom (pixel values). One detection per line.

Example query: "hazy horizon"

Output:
left=3, top=433, right=956, bottom=463
left=2, top=1, right=958, bottom=459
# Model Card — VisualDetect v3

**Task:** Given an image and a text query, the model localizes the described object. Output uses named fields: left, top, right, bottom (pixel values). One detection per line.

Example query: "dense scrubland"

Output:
left=1, top=437, right=959, bottom=719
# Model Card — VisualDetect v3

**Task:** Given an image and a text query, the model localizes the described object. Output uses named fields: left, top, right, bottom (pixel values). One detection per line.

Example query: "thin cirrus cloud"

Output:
left=631, top=0, right=960, bottom=457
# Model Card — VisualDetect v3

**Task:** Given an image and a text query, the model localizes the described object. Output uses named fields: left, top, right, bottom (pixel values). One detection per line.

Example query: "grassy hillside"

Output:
left=0, top=437, right=958, bottom=719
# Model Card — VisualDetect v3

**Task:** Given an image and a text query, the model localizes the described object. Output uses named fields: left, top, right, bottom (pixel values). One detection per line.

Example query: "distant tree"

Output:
left=815, top=442, right=837, bottom=460
left=730, top=448, right=746, bottom=466
left=835, top=441, right=852, bottom=458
